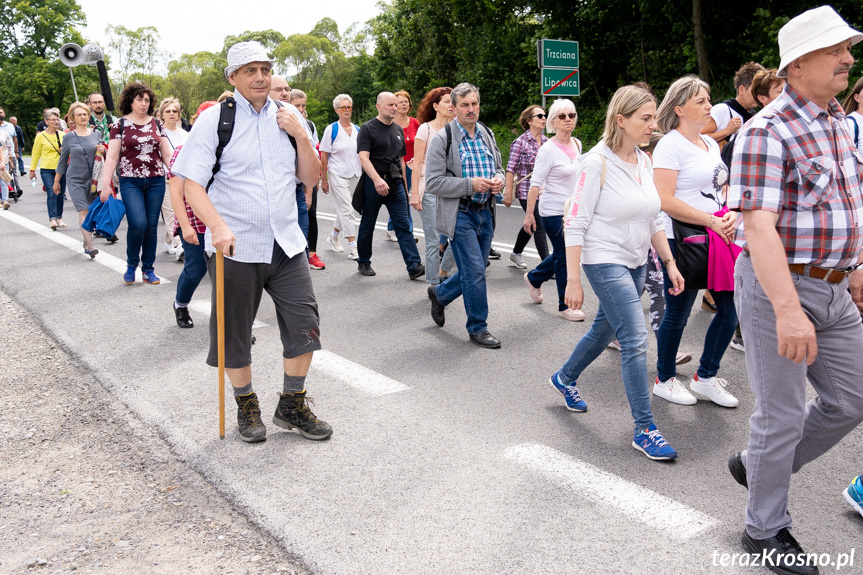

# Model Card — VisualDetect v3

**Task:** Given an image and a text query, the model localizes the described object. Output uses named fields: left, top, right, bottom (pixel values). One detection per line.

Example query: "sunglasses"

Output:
left=163, top=109, right=179, bottom=114
left=533, top=113, right=546, bottom=119
left=557, top=113, right=577, bottom=121
left=338, top=106, right=353, bottom=111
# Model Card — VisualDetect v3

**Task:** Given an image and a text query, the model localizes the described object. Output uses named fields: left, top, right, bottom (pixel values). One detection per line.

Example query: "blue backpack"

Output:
left=329, top=121, right=359, bottom=145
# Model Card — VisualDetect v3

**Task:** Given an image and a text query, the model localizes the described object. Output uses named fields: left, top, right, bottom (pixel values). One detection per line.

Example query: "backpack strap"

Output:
left=331, top=121, right=338, bottom=145
left=722, top=98, right=753, bottom=123
left=206, top=98, right=237, bottom=191
left=854, top=118, right=860, bottom=149
left=272, top=100, right=298, bottom=153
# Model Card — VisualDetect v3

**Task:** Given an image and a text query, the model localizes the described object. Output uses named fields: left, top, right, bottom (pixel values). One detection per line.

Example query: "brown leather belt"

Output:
left=788, top=263, right=851, bottom=284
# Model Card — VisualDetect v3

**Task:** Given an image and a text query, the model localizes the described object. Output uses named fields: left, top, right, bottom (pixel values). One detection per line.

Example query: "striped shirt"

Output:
left=458, top=123, right=496, bottom=204
left=171, top=91, right=308, bottom=264
left=729, top=83, right=863, bottom=268
left=506, top=130, right=547, bottom=200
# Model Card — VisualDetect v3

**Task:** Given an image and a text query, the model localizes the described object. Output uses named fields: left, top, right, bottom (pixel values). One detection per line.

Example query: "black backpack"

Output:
left=206, top=97, right=297, bottom=190
left=719, top=99, right=754, bottom=169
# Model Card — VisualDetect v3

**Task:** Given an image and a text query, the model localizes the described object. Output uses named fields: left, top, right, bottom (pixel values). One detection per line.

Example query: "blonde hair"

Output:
left=157, top=97, right=181, bottom=121
left=656, top=75, right=710, bottom=133
left=217, top=91, right=233, bottom=103
left=67, top=102, right=91, bottom=121
left=602, top=85, right=657, bottom=151
left=546, top=99, right=576, bottom=135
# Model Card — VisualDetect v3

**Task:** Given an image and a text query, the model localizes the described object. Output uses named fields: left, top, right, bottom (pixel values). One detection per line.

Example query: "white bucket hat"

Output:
left=777, top=6, right=862, bottom=78
left=224, top=41, right=276, bottom=81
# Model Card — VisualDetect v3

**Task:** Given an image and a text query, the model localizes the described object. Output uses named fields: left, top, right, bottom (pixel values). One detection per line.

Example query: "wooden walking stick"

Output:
left=216, top=249, right=226, bottom=440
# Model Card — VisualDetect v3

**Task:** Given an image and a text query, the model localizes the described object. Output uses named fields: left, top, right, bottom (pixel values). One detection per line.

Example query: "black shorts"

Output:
left=206, top=242, right=321, bottom=368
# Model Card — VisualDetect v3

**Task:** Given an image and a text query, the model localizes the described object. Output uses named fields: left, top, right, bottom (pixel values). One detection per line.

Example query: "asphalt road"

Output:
left=1, top=170, right=861, bottom=575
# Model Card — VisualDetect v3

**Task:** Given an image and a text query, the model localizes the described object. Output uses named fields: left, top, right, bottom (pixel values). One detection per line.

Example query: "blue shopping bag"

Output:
left=81, top=195, right=126, bottom=237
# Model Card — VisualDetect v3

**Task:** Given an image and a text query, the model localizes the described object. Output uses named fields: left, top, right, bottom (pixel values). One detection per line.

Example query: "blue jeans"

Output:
left=0, top=181, right=8, bottom=202
left=175, top=232, right=207, bottom=306
left=656, top=239, right=738, bottom=381
left=527, top=214, right=567, bottom=311
left=557, top=263, right=654, bottom=433
left=296, top=184, right=309, bottom=241
left=119, top=176, right=165, bottom=273
left=17, top=156, right=24, bottom=175
left=357, top=177, right=421, bottom=271
left=434, top=204, right=494, bottom=335
left=40, top=169, right=65, bottom=220
left=387, top=165, right=413, bottom=233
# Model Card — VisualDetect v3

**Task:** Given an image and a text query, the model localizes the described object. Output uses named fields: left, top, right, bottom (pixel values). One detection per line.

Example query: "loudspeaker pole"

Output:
left=68, top=67, right=79, bottom=102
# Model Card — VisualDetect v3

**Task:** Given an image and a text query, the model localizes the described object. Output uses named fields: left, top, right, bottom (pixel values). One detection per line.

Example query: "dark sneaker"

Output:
left=174, top=304, right=193, bottom=328
left=358, top=263, right=376, bottom=276
left=235, top=392, right=267, bottom=443
left=142, top=270, right=161, bottom=284
left=729, top=452, right=748, bottom=488
left=123, top=266, right=136, bottom=285
left=273, top=390, right=333, bottom=440
left=488, top=247, right=501, bottom=259
left=408, top=264, right=425, bottom=280
left=741, top=528, right=819, bottom=575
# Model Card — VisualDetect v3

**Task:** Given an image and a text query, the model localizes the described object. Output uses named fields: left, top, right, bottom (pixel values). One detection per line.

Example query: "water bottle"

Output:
left=30, top=177, right=37, bottom=188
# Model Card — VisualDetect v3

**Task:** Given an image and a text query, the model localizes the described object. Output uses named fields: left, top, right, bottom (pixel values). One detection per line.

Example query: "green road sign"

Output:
left=539, top=39, right=579, bottom=69
left=541, top=68, right=580, bottom=97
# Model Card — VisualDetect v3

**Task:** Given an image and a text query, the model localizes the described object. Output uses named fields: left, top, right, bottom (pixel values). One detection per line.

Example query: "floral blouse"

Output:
left=109, top=117, right=167, bottom=178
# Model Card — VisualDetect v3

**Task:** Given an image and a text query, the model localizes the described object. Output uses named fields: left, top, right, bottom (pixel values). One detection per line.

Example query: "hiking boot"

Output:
left=273, top=390, right=333, bottom=440
left=235, top=392, right=267, bottom=443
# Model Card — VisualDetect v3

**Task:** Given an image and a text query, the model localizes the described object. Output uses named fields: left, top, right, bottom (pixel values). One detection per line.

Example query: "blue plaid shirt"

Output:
left=458, top=123, right=496, bottom=204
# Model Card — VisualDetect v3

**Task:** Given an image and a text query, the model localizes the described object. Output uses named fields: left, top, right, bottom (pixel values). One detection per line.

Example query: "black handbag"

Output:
left=671, top=218, right=709, bottom=290
left=351, top=173, right=366, bottom=215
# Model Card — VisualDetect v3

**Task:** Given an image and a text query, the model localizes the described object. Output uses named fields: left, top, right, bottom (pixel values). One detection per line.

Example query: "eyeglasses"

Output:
left=533, top=113, right=546, bottom=119
left=337, top=106, right=353, bottom=111
left=270, top=87, right=291, bottom=93
left=557, top=113, right=577, bottom=121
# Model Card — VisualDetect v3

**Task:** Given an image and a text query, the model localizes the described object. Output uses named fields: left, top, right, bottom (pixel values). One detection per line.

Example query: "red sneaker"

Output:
left=309, top=253, right=326, bottom=270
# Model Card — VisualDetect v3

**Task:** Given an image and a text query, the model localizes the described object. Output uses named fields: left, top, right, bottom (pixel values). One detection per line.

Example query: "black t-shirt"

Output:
left=357, top=117, right=405, bottom=178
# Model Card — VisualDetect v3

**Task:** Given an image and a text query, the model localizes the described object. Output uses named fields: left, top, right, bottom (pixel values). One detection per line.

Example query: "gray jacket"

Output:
left=425, top=119, right=505, bottom=238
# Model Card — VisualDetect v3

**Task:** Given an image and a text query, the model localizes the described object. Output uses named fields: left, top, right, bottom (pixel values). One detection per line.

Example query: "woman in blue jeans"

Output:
left=548, top=85, right=684, bottom=461
left=652, top=75, right=739, bottom=408
left=29, top=108, right=66, bottom=228
left=100, top=82, right=173, bottom=285
left=523, top=98, right=584, bottom=321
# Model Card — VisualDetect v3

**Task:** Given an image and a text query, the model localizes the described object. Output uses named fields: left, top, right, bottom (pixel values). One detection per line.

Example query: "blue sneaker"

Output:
left=124, top=267, right=136, bottom=285
left=142, top=270, right=161, bottom=284
left=548, top=372, right=587, bottom=412
left=632, top=423, right=678, bottom=461
left=844, top=476, right=863, bottom=518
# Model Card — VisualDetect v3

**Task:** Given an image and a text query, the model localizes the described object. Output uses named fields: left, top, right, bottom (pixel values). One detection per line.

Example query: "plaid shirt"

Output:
left=167, top=145, right=205, bottom=234
left=458, top=123, right=496, bottom=204
left=506, top=130, right=547, bottom=200
left=729, top=84, right=863, bottom=268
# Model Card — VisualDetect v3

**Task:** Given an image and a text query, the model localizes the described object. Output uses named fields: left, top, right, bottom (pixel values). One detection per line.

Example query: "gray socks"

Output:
left=283, top=373, right=306, bottom=394
left=233, top=382, right=254, bottom=397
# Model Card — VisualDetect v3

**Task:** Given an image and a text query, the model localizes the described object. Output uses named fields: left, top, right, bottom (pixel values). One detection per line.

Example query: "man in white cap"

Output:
left=727, top=6, right=863, bottom=573
left=172, top=41, right=331, bottom=444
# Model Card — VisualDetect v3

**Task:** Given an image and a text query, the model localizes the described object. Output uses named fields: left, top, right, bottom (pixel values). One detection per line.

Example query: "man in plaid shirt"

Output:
left=425, top=83, right=505, bottom=348
left=727, top=7, right=863, bottom=573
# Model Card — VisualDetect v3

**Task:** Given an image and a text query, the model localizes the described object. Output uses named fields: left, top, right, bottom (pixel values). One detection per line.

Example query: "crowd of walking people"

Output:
left=4, top=6, right=863, bottom=574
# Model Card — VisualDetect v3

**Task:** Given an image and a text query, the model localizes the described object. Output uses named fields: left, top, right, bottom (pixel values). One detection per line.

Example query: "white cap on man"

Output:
left=777, top=6, right=862, bottom=78
left=224, top=41, right=276, bottom=81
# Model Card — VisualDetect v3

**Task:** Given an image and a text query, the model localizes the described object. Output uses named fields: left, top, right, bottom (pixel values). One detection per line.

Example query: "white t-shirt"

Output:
left=164, top=126, right=189, bottom=150
left=0, top=122, right=16, bottom=154
left=319, top=122, right=362, bottom=178
left=531, top=137, right=582, bottom=217
left=710, top=101, right=743, bottom=132
left=652, top=129, right=728, bottom=238
left=847, top=111, right=863, bottom=154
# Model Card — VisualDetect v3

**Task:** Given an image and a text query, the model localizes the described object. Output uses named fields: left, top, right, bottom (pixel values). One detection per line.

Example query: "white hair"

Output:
left=546, top=99, right=577, bottom=135
left=333, top=94, right=353, bottom=109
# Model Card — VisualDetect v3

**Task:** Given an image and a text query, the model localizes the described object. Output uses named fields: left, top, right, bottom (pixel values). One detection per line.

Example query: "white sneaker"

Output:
left=348, top=246, right=359, bottom=260
left=509, top=252, right=527, bottom=269
left=559, top=308, right=585, bottom=322
left=327, top=234, right=344, bottom=252
left=653, top=377, right=697, bottom=405
left=385, top=230, right=399, bottom=242
left=607, top=340, right=621, bottom=350
left=690, top=375, right=739, bottom=408
left=163, top=242, right=175, bottom=254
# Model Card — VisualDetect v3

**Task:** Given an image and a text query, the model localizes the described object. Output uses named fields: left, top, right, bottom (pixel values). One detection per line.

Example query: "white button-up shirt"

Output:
left=172, top=91, right=308, bottom=263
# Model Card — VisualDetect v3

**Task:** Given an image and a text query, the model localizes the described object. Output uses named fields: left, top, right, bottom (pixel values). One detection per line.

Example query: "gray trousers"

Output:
left=734, top=254, right=863, bottom=538
left=417, top=192, right=455, bottom=284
